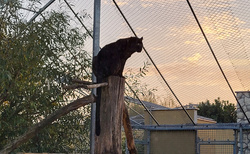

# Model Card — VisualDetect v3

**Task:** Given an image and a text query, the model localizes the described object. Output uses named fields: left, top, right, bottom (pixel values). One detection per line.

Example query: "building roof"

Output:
left=126, top=96, right=216, bottom=125
left=125, top=96, right=170, bottom=110
left=197, top=115, right=216, bottom=123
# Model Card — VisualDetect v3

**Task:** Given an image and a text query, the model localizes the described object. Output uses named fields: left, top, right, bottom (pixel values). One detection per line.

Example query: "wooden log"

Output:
left=123, top=104, right=138, bottom=154
left=95, top=76, right=125, bottom=154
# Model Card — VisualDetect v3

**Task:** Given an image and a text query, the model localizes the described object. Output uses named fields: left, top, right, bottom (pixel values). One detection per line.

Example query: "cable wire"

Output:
left=64, top=0, right=160, bottom=125
left=112, top=0, right=196, bottom=125
left=186, top=0, right=250, bottom=124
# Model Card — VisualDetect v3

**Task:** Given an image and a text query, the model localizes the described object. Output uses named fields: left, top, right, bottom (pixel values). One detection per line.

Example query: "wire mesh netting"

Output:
left=200, top=145, right=234, bottom=154
left=12, top=0, right=250, bottom=153
left=20, top=0, right=250, bottom=119
left=198, top=129, right=235, bottom=154
left=198, top=129, right=235, bottom=141
left=25, top=0, right=250, bottom=108
left=50, top=0, right=250, bottom=108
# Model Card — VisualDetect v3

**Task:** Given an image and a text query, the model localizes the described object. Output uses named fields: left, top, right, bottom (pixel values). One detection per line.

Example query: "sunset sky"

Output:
left=31, top=0, right=250, bottom=106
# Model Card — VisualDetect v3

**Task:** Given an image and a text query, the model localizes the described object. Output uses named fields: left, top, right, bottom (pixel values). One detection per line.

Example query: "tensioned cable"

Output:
left=64, top=0, right=160, bottom=125
left=19, top=6, right=38, bottom=13
left=126, top=82, right=160, bottom=126
left=112, top=0, right=196, bottom=125
left=25, top=2, right=91, bottom=99
left=64, top=0, right=92, bottom=38
left=186, top=0, right=250, bottom=124
left=39, top=13, right=91, bottom=79
left=28, top=0, right=55, bottom=23
left=125, top=99, right=144, bottom=119
left=14, top=0, right=56, bottom=39
left=64, top=0, right=102, bottom=52
left=202, top=1, right=249, bottom=90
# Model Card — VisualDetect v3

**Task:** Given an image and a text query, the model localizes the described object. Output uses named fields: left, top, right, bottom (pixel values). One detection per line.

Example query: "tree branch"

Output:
left=0, top=94, right=95, bottom=154
left=72, top=78, right=93, bottom=84
left=63, top=82, right=108, bottom=90
left=123, top=103, right=138, bottom=154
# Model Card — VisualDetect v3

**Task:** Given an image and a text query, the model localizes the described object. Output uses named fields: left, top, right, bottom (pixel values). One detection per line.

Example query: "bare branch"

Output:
left=63, top=82, right=108, bottom=90
left=0, top=94, right=95, bottom=154
left=123, top=104, right=137, bottom=154
left=72, top=78, right=93, bottom=84
left=85, top=83, right=108, bottom=89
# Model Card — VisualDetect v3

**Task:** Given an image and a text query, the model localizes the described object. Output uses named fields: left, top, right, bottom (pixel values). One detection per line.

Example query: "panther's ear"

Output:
left=140, top=37, right=143, bottom=40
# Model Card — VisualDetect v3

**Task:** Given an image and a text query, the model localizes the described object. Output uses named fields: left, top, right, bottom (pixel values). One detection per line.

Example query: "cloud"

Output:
left=183, top=53, right=202, bottom=64
left=141, top=3, right=153, bottom=8
left=140, top=0, right=184, bottom=3
left=168, top=9, right=248, bottom=45
left=103, top=0, right=128, bottom=6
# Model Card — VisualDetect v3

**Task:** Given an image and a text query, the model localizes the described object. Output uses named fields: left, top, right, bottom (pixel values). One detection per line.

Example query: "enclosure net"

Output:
left=15, top=1, right=250, bottom=153
left=26, top=0, right=250, bottom=115
left=75, top=0, right=250, bottom=106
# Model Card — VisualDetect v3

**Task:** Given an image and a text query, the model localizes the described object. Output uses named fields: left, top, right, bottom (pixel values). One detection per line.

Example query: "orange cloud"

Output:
left=183, top=53, right=202, bottom=64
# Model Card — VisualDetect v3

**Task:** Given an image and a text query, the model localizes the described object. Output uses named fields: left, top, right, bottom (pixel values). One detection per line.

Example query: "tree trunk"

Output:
left=123, top=104, right=138, bottom=154
left=95, top=76, right=124, bottom=154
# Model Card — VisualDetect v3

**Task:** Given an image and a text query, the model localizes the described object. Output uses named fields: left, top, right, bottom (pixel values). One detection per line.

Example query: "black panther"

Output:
left=92, top=37, right=143, bottom=136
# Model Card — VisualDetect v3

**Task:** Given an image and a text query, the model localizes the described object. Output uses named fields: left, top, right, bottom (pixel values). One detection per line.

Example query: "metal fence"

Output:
left=132, top=123, right=250, bottom=154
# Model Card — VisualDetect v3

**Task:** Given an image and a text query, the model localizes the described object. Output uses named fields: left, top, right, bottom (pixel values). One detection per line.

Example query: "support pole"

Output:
left=95, top=76, right=124, bottom=154
left=240, top=124, right=243, bottom=154
left=91, top=0, right=101, bottom=153
left=234, top=129, right=237, bottom=154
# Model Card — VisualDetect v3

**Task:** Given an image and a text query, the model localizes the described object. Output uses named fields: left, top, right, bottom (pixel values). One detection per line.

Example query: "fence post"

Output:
left=234, top=129, right=237, bottom=154
left=240, top=124, right=243, bottom=154
left=91, top=0, right=101, bottom=153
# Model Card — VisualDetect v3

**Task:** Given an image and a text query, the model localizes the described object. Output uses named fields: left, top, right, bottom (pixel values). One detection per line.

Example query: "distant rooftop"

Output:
left=125, top=96, right=170, bottom=110
left=197, top=115, right=216, bottom=123
left=125, top=96, right=216, bottom=125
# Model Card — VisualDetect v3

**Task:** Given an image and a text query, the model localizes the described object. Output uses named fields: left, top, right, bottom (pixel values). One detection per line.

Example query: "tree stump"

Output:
left=95, top=76, right=125, bottom=154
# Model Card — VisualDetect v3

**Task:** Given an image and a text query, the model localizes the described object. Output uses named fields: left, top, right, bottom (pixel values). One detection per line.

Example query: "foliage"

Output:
left=121, top=129, right=144, bottom=154
left=124, top=61, right=158, bottom=116
left=0, top=0, right=92, bottom=153
left=123, top=60, right=158, bottom=153
left=124, top=61, right=157, bottom=101
left=0, top=1, right=159, bottom=153
left=198, top=97, right=236, bottom=123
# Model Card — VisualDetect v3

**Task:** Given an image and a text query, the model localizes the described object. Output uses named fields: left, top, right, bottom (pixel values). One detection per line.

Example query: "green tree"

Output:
left=197, top=97, right=236, bottom=123
left=124, top=61, right=157, bottom=115
left=124, top=61, right=157, bottom=101
left=0, top=0, right=91, bottom=153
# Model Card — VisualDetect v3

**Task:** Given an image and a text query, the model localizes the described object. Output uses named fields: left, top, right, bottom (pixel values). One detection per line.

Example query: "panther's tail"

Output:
left=95, top=78, right=101, bottom=136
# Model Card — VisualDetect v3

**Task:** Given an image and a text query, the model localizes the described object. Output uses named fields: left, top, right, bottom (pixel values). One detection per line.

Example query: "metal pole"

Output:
left=146, top=130, right=150, bottom=154
left=195, top=130, right=198, bottom=154
left=240, top=125, right=243, bottom=154
left=234, top=129, right=237, bottom=154
left=90, top=0, right=101, bottom=153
